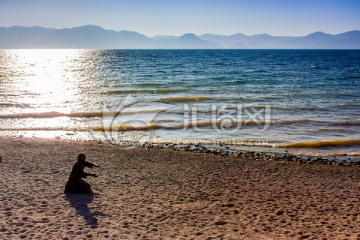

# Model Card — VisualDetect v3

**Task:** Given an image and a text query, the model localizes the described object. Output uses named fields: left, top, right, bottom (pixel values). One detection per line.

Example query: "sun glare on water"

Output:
left=0, top=49, right=97, bottom=138
left=12, top=49, right=82, bottom=112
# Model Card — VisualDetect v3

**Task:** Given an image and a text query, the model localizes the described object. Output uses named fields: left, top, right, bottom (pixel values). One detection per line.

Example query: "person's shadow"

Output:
left=65, top=193, right=110, bottom=228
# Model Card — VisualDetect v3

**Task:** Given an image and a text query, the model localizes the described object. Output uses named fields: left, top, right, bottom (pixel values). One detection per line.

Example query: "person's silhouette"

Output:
left=64, top=153, right=99, bottom=194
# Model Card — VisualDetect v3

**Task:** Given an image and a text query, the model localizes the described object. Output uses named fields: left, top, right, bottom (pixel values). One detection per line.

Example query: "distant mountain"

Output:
left=0, top=26, right=56, bottom=48
left=152, top=35, right=179, bottom=40
left=204, top=33, right=295, bottom=49
left=0, top=25, right=155, bottom=49
left=152, top=33, right=220, bottom=49
left=212, top=31, right=360, bottom=49
left=0, top=25, right=359, bottom=49
left=281, top=31, right=360, bottom=49
left=47, top=25, right=152, bottom=49
left=200, top=33, right=247, bottom=48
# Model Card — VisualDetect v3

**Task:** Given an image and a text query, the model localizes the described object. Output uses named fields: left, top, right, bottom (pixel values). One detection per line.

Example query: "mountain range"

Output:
left=1, top=25, right=359, bottom=49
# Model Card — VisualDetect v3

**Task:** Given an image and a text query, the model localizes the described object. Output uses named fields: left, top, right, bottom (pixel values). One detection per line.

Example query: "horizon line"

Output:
left=1, top=24, right=359, bottom=38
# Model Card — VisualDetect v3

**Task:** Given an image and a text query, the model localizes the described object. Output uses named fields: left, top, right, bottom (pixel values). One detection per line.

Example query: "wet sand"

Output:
left=0, top=138, right=359, bottom=239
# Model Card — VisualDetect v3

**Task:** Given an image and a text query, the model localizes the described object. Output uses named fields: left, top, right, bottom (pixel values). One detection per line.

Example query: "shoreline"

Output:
left=1, top=137, right=359, bottom=239
left=132, top=141, right=360, bottom=167
left=3, top=134, right=360, bottom=167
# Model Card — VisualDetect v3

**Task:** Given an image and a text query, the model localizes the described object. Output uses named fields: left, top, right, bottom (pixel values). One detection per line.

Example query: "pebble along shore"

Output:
left=114, top=141, right=360, bottom=167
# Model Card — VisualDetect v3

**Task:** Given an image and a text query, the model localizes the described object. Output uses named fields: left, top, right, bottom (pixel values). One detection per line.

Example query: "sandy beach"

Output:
left=0, top=137, right=359, bottom=240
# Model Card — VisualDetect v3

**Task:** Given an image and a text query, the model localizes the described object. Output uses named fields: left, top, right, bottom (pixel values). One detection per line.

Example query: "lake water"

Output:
left=0, top=49, right=359, bottom=157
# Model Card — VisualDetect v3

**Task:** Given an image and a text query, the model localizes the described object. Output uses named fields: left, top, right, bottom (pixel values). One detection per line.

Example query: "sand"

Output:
left=0, top=138, right=359, bottom=240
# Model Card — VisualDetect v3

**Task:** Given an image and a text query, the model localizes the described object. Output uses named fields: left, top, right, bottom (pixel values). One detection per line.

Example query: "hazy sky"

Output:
left=0, top=0, right=359, bottom=36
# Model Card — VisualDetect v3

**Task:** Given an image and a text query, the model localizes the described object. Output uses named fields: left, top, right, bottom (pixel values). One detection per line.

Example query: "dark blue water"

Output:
left=0, top=49, right=359, bottom=156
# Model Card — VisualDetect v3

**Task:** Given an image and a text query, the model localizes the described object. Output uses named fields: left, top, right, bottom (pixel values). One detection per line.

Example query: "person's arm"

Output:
left=85, top=161, right=100, bottom=168
left=83, top=163, right=99, bottom=177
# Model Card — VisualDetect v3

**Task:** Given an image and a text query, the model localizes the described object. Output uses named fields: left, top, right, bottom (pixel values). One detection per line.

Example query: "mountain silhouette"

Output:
left=0, top=25, right=359, bottom=49
left=223, top=31, right=360, bottom=49
left=152, top=33, right=220, bottom=49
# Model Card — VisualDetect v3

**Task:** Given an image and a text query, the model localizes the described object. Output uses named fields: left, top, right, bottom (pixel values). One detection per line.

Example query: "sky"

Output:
left=0, top=0, right=359, bottom=36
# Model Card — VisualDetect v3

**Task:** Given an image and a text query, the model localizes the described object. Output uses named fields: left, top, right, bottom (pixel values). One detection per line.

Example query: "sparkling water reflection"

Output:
left=0, top=49, right=359, bottom=156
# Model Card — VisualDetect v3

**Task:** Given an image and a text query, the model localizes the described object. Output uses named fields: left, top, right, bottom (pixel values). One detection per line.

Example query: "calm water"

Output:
left=0, top=49, right=359, bottom=157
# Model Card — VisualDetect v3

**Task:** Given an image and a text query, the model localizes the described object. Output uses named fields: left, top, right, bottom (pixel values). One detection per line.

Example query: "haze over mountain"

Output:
left=0, top=25, right=359, bottom=49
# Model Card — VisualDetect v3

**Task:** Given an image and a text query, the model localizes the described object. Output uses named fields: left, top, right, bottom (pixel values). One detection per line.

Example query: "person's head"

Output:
left=77, top=153, right=86, bottom=164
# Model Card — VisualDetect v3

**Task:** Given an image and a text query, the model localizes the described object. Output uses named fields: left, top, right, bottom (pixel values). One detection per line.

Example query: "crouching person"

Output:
left=65, top=153, right=100, bottom=194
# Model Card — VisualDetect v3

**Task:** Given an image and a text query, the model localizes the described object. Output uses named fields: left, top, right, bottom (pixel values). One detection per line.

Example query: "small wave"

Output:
left=289, top=106, right=328, bottom=111
left=105, top=88, right=191, bottom=94
left=0, top=127, right=84, bottom=131
left=0, top=110, right=168, bottom=119
left=0, top=102, right=31, bottom=108
left=92, top=124, right=161, bottom=131
left=159, top=96, right=213, bottom=102
left=233, top=80, right=248, bottom=84
left=133, top=83, right=164, bottom=87
left=107, top=119, right=360, bottom=130
left=169, top=81, right=186, bottom=85
left=331, top=121, right=360, bottom=126
left=135, top=138, right=276, bottom=147
left=65, top=111, right=113, bottom=118
left=345, top=151, right=360, bottom=156
left=334, top=103, right=359, bottom=109
left=155, top=119, right=354, bottom=127
left=1, top=110, right=359, bottom=132
left=0, top=111, right=66, bottom=118
left=0, top=92, right=40, bottom=97
left=310, top=65, right=329, bottom=70
left=275, top=119, right=360, bottom=127
left=211, top=76, right=227, bottom=81
left=0, top=94, right=21, bottom=97
left=92, top=120, right=270, bottom=132
left=69, top=110, right=166, bottom=117
left=207, top=89, right=217, bottom=92
left=282, top=139, right=360, bottom=149
left=274, top=119, right=318, bottom=125
left=175, top=120, right=269, bottom=128
left=266, top=119, right=360, bottom=126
